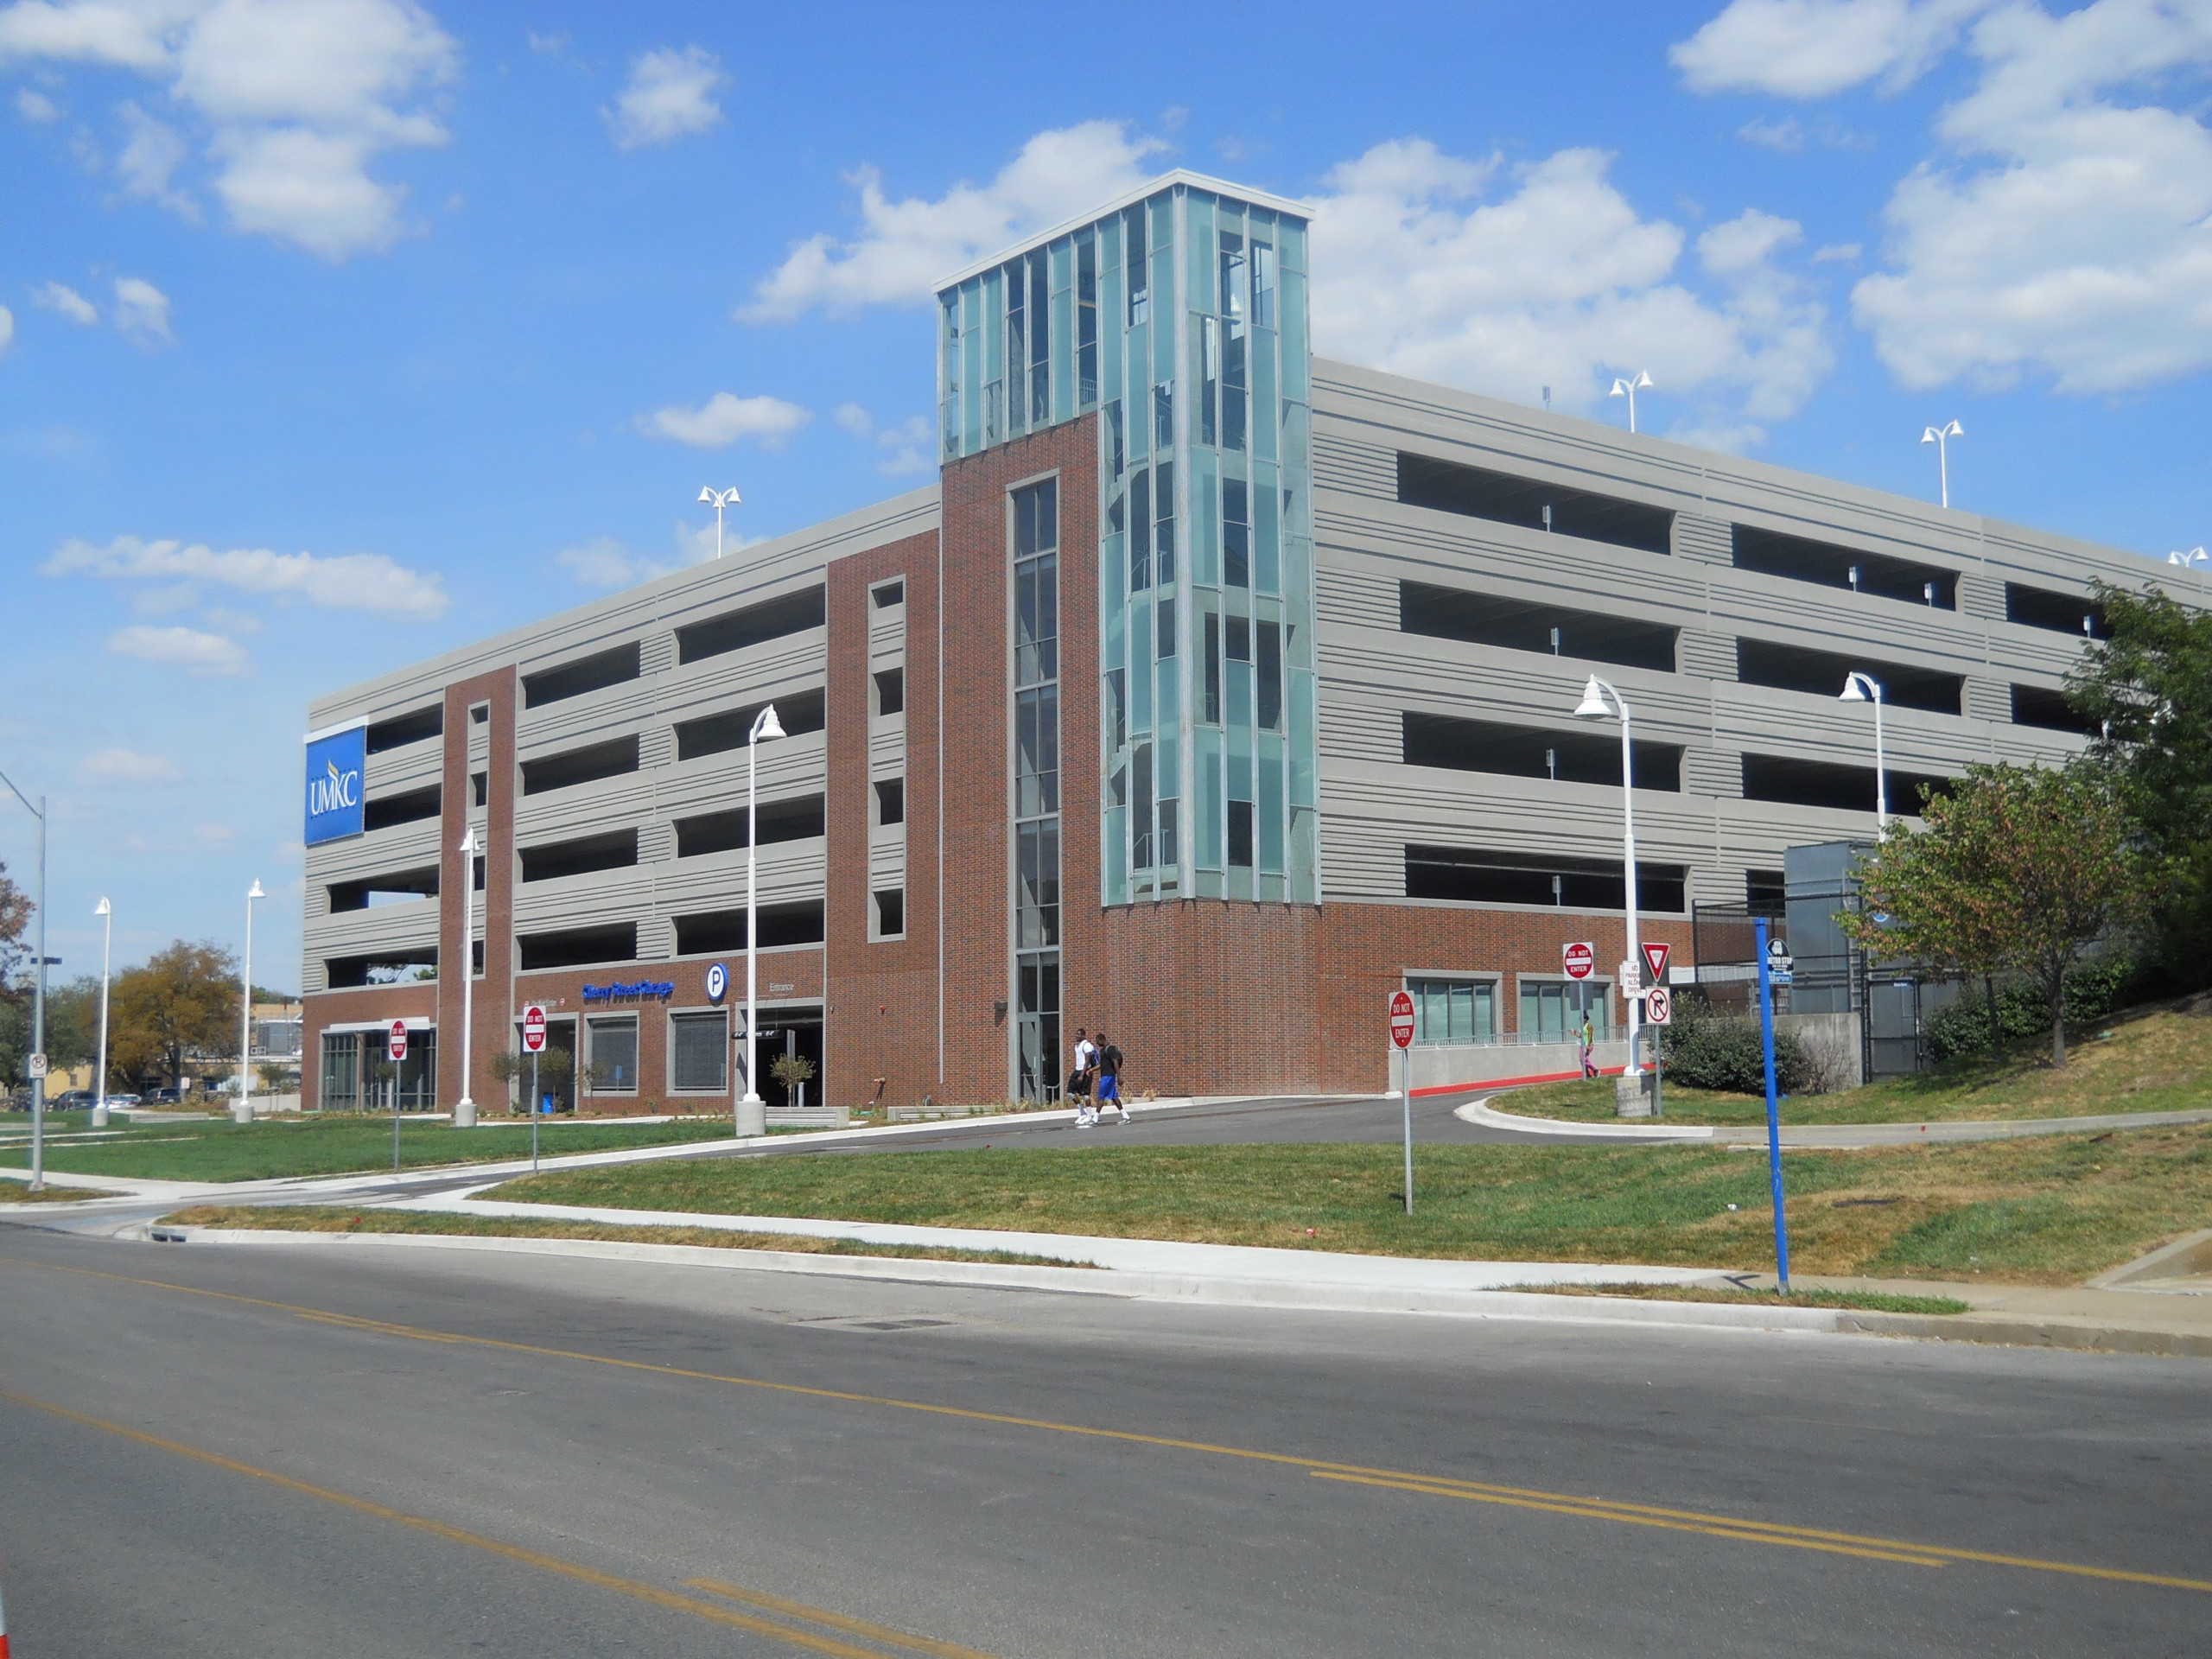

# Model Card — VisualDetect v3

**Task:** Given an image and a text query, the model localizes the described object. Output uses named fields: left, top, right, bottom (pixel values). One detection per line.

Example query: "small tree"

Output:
left=108, top=941, right=240, bottom=1090
left=1844, top=761, right=2152, bottom=1068
left=771, top=1052, right=816, bottom=1106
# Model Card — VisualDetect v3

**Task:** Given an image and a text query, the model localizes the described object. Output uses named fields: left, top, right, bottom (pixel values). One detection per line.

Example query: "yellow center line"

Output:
left=0, top=1387, right=992, bottom=1659
left=13, top=1257, right=2210, bottom=1595
left=687, top=1579, right=1001, bottom=1659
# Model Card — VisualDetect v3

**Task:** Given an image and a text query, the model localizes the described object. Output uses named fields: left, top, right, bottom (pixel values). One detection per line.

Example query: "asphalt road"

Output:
left=1, top=1223, right=2204, bottom=1656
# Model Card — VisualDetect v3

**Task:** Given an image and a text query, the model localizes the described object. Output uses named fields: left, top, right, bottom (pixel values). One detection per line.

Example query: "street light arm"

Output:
left=0, top=766, right=40, bottom=821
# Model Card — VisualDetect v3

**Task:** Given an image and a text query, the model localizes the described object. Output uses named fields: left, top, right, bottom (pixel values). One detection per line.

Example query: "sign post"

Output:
left=1643, top=985, right=1672, bottom=1119
left=1389, top=990, right=1416, bottom=1216
left=522, top=1004, right=548, bottom=1173
left=1754, top=919, right=1790, bottom=1294
left=387, top=1020, right=408, bottom=1172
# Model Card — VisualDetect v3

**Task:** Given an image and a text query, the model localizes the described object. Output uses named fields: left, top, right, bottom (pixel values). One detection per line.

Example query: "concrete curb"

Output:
left=1456, top=1099, right=1714, bottom=1141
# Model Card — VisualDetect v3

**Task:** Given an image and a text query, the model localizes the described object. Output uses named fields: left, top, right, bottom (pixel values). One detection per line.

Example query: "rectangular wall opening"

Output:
left=327, top=865, right=439, bottom=912
left=366, top=704, right=443, bottom=753
left=324, top=950, right=438, bottom=988
left=1735, top=639, right=1963, bottom=715
left=675, top=586, right=826, bottom=665
left=1398, top=581, right=1677, bottom=671
left=1741, top=753, right=1953, bottom=813
left=520, top=735, right=639, bottom=796
left=2005, top=582, right=2107, bottom=639
left=1402, top=711, right=1681, bottom=791
left=874, top=889, right=905, bottom=938
left=516, top=923, right=638, bottom=970
left=874, top=779, right=905, bottom=826
left=1397, top=453, right=1675, bottom=556
left=519, top=829, right=638, bottom=883
left=674, top=688, right=828, bottom=762
left=874, top=667, right=905, bottom=716
left=1406, top=845, right=1688, bottom=912
left=673, top=900, right=825, bottom=956
left=522, top=641, right=641, bottom=708
left=2012, top=684, right=2094, bottom=733
left=673, top=793, right=826, bottom=858
left=363, top=785, right=441, bottom=832
left=1732, top=525, right=1957, bottom=607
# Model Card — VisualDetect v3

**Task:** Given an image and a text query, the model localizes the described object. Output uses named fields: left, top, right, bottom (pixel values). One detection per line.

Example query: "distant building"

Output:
left=299, top=169, right=2190, bottom=1115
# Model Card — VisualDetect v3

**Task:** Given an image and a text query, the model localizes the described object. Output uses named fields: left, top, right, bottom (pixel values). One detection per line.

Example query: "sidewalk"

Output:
left=1462, top=1097, right=2212, bottom=1148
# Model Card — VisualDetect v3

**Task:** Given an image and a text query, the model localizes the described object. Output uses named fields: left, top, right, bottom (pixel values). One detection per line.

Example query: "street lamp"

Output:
left=698, top=486, right=742, bottom=560
left=1839, top=672, right=1888, bottom=829
left=236, top=880, right=264, bottom=1125
left=0, top=767, right=48, bottom=1190
left=1571, top=675, right=1643, bottom=1076
left=2171, top=547, right=2207, bottom=601
left=737, top=702, right=785, bottom=1137
left=1609, top=370, right=1655, bottom=434
left=1922, top=420, right=1963, bottom=509
left=92, top=898, right=112, bottom=1128
left=455, top=825, right=478, bottom=1128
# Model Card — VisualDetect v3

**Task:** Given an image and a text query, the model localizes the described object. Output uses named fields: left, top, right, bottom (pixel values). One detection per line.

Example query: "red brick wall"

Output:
left=824, top=530, right=942, bottom=1113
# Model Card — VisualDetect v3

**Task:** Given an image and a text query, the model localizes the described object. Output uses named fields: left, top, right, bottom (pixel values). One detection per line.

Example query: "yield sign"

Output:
left=1641, top=941, right=1672, bottom=985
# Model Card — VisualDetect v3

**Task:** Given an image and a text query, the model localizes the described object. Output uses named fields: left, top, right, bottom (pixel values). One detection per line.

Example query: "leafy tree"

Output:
left=1844, top=762, right=2152, bottom=1067
left=108, top=941, right=241, bottom=1090
left=0, top=861, right=28, bottom=983
left=2068, top=581, right=2212, bottom=982
left=0, top=975, right=97, bottom=1090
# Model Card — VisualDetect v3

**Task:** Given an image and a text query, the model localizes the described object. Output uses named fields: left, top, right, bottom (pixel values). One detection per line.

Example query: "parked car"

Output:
left=104, top=1094, right=141, bottom=1111
left=50, top=1090, right=98, bottom=1110
left=143, top=1086, right=188, bottom=1107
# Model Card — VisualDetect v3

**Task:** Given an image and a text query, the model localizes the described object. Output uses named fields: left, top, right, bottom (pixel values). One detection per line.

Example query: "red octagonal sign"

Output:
left=386, top=1020, right=408, bottom=1063
left=1389, top=990, right=1416, bottom=1050
left=521, top=1004, right=548, bottom=1054
left=1563, top=941, right=1596, bottom=981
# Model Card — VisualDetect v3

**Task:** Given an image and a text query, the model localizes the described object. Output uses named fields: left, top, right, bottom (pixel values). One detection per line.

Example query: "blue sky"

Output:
left=5, top=0, right=2209, bottom=988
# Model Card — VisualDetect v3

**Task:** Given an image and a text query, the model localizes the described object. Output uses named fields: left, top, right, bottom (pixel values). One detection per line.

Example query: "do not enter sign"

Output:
left=386, top=1020, right=408, bottom=1062
left=1563, top=941, right=1595, bottom=981
left=1389, top=990, right=1415, bottom=1050
left=521, top=1004, right=548, bottom=1054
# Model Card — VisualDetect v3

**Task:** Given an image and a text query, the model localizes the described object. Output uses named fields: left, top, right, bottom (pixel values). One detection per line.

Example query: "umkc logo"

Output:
left=307, top=757, right=359, bottom=817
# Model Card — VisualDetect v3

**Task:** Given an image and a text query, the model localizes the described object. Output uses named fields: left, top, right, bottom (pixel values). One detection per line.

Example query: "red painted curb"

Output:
left=1412, top=1065, right=1628, bottom=1099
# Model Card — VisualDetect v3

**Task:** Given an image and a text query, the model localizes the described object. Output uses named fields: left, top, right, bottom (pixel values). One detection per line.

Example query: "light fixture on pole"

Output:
left=1839, top=672, right=1888, bottom=830
left=1570, top=675, right=1643, bottom=1077
left=2171, top=547, right=2207, bottom=600
left=1609, top=370, right=1655, bottom=434
left=455, top=826, right=478, bottom=1128
left=1, top=767, right=49, bottom=1191
left=698, top=486, right=742, bottom=560
left=92, top=898, right=112, bottom=1128
left=737, top=702, right=786, bottom=1138
left=236, top=880, right=264, bottom=1125
left=1922, top=420, right=1963, bottom=509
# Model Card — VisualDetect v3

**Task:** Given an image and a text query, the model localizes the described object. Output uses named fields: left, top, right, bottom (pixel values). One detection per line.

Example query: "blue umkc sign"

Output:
left=302, top=722, right=367, bottom=847
left=582, top=979, right=675, bottom=1002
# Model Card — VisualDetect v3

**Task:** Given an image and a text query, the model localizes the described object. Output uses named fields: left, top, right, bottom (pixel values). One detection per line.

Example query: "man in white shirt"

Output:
left=1071, top=1029, right=1098, bottom=1127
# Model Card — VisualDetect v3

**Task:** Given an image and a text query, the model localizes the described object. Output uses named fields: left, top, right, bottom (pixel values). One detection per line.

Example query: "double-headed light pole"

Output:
left=0, top=768, right=48, bottom=1190
left=1610, top=370, right=1655, bottom=434
left=236, top=880, right=264, bottom=1124
left=698, top=487, right=742, bottom=561
left=737, top=702, right=785, bottom=1138
left=1923, top=420, right=1963, bottom=509
left=1571, top=676, right=1644, bottom=1076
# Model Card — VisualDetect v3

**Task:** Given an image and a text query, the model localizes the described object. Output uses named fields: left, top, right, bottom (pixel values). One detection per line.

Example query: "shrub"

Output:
left=1924, top=956, right=2143, bottom=1061
left=1660, top=1001, right=1814, bottom=1094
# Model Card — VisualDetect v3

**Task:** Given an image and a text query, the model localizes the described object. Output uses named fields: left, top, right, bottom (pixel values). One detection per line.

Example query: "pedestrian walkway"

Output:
left=1461, top=1096, right=2212, bottom=1148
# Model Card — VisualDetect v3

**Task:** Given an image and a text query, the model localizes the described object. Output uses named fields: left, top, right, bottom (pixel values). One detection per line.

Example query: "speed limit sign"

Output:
left=1645, top=986, right=1674, bottom=1026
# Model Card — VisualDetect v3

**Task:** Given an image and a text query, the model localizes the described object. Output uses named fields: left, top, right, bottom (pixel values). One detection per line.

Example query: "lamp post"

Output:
left=1839, top=672, right=1888, bottom=830
left=1609, top=370, right=1655, bottom=434
left=2171, top=547, right=2207, bottom=601
left=92, top=898, right=112, bottom=1128
left=737, top=702, right=786, bottom=1137
left=235, top=880, right=264, bottom=1124
left=697, top=486, right=742, bottom=561
left=455, top=826, right=478, bottom=1128
left=1922, top=420, right=1963, bottom=509
left=1571, top=676, right=1643, bottom=1077
left=1, top=768, right=48, bottom=1190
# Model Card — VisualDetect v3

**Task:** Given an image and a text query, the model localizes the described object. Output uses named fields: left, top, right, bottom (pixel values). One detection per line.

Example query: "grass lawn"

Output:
left=156, top=1205, right=1094, bottom=1268
left=1492, top=1006, right=2212, bottom=1126
left=480, top=1120, right=2212, bottom=1285
left=0, top=1112, right=751, bottom=1183
left=1518, top=1284, right=1970, bottom=1315
left=0, top=1179, right=124, bottom=1202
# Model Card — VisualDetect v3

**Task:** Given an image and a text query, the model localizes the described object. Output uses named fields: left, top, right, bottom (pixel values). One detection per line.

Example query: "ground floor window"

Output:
left=587, top=1015, right=639, bottom=1095
left=1519, top=980, right=1611, bottom=1043
left=1408, top=977, right=1497, bottom=1046
left=321, top=1028, right=436, bottom=1109
left=670, top=1008, right=728, bottom=1093
left=1016, top=950, right=1059, bottom=1102
left=320, top=1032, right=359, bottom=1110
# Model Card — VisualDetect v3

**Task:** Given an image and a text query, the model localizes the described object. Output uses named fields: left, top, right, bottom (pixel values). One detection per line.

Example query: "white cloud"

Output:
left=46, top=532, right=448, bottom=617
left=556, top=536, right=675, bottom=589
left=0, top=304, right=11, bottom=352
left=80, top=747, right=185, bottom=784
left=107, top=623, right=249, bottom=674
left=831, top=401, right=873, bottom=438
left=0, top=0, right=459, bottom=260
left=1813, top=241, right=1863, bottom=264
left=604, top=43, right=721, bottom=150
left=1671, top=0, right=1987, bottom=96
left=111, top=274, right=171, bottom=342
left=1309, top=139, right=1832, bottom=443
left=34, top=279, right=98, bottom=323
left=742, top=119, right=1165, bottom=321
left=1738, top=115, right=1804, bottom=150
left=16, top=85, right=59, bottom=120
left=116, top=98, right=191, bottom=208
left=834, top=403, right=933, bottom=474
left=639, top=391, right=810, bottom=449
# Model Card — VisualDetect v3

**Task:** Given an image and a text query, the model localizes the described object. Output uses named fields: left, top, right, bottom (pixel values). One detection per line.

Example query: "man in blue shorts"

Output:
left=1093, top=1034, right=1129, bottom=1124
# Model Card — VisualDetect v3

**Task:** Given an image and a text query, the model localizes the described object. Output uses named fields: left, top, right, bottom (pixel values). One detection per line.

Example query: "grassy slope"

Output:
left=1492, top=1006, right=2212, bottom=1126
left=482, top=1122, right=2212, bottom=1284
left=0, top=1113, right=747, bottom=1182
